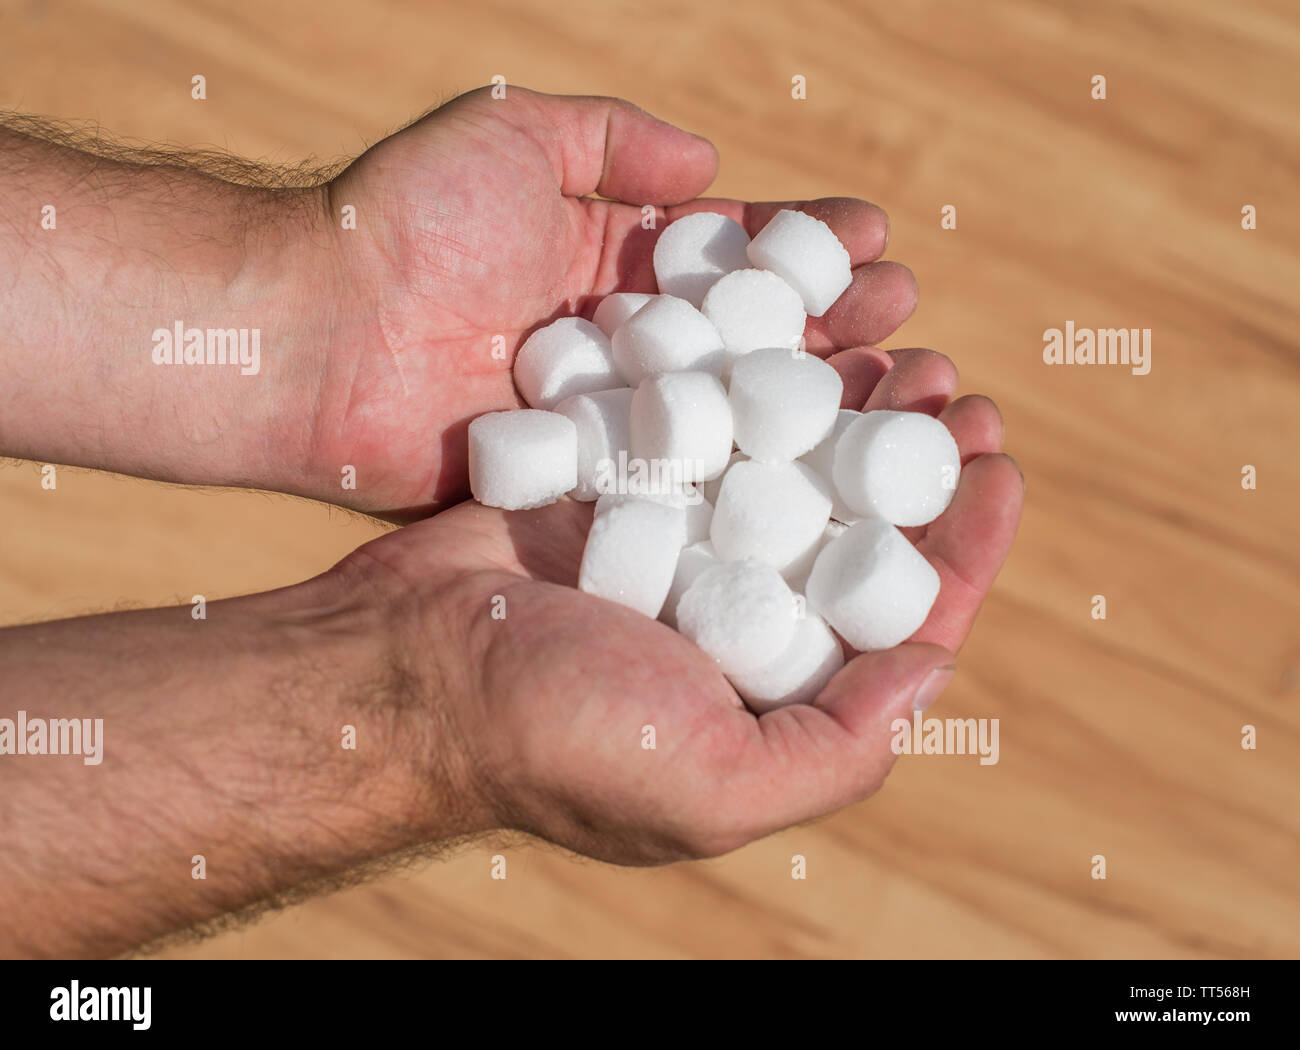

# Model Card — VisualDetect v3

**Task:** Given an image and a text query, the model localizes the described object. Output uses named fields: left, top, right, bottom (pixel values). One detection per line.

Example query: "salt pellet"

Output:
left=728, top=347, right=842, bottom=461
left=746, top=209, right=852, bottom=317
left=468, top=410, right=577, bottom=510
left=623, top=485, right=713, bottom=544
left=611, top=295, right=726, bottom=384
left=555, top=388, right=634, bottom=501
left=594, top=488, right=711, bottom=547
left=728, top=612, right=845, bottom=713
left=629, top=371, right=734, bottom=484
left=710, top=460, right=832, bottom=582
left=592, top=292, right=655, bottom=337
left=676, top=559, right=799, bottom=676
left=660, top=540, right=719, bottom=629
left=513, top=317, right=621, bottom=410
left=579, top=497, right=685, bottom=618
left=833, top=410, right=961, bottom=526
left=805, top=516, right=940, bottom=651
left=653, top=212, right=752, bottom=308
left=798, top=409, right=863, bottom=523
left=701, top=269, right=806, bottom=366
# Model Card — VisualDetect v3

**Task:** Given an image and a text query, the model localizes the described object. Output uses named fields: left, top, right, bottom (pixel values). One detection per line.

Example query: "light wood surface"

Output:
left=2, top=0, right=1297, bottom=959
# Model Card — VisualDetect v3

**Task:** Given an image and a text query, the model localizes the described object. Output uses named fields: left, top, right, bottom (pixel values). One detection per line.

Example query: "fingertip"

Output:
left=864, top=347, right=958, bottom=415
left=939, top=394, right=1005, bottom=461
left=602, top=103, right=719, bottom=204
left=825, top=261, right=919, bottom=348
left=509, top=90, right=719, bottom=205
left=933, top=453, right=1026, bottom=558
left=1001, top=452, right=1026, bottom=492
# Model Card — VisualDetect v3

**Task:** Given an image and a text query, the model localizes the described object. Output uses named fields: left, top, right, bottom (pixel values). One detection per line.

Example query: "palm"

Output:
left=318, top=87, right=919, bottom=518
left=349, top=337, right=1023, bottom=864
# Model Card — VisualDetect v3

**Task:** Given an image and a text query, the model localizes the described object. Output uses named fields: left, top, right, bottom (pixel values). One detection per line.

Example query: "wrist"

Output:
left=215, top=182, right=348, bottom=501
left=304, top=551, right=497, bottom=845
left=0, top=125, right=348, bottom=500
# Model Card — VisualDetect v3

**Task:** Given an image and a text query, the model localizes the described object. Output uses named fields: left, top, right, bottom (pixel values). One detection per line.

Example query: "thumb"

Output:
left=736, top=642, right=956, bottom=831
left=815, top=641, right=957, bottom=743
left=468, top=86, right=719, bottom=205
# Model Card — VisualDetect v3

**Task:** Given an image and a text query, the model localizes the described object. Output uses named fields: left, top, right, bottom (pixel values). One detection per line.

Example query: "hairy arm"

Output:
left=0, top=114, right=347, bottom=501
left=0, top=562, right=486, bottom=959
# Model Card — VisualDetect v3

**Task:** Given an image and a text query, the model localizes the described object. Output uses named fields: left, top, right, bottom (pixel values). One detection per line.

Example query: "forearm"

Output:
left=0, top=118, right=342, bottom=498
left=0, top=565, right=477, bottom=958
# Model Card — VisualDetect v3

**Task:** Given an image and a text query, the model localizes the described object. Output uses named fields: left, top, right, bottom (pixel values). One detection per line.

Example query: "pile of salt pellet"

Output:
left=467, top=209, right=960, bottom=713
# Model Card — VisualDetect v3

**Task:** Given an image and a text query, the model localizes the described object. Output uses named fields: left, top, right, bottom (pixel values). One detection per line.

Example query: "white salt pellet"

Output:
left=746, top=209, right=852, bottom=317
left=728, top=612, right=845, bottom=713
left=579, top=497, right=684, bottom=618
left=728, top=347, right=843, bottom=461
left=805, top=516, right=940, bottom=651
left=700, top=450, right=747, bottom=504
left=660, top=540, right=719, bottom=629
left=554, top=388, right=634, bottom=501
left=594, top=487, right=710, bottom=547
left=653, top=212, right=752, bottom=308
left=513, top=317, right=621, bottom=410
left=710, top=461, right=832, bottom=582
left=629, top=371, right=734, bottom=484
left=833, top=410, right=961, bottom=527
left=798, top=409, right=863, bottom=523
left=701, top=269, right=806, bottom=366
left=468, top=410, right=577, bottom=510
left=592, top=292, right=655, bottom=337
left=676, top=559, right=799, bottom=676
left=611, top=295, right=726, bottom=384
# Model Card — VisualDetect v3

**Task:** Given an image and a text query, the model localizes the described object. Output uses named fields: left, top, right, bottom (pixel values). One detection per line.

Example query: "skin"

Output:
left=0, top=87, right=1023, bottom=957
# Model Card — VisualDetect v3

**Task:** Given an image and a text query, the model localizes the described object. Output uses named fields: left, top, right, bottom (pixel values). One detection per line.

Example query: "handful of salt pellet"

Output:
left=466, top=209, right=957, bottom=712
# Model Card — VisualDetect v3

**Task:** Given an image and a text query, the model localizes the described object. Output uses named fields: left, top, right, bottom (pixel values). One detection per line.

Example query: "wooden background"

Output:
left=1, top=0, right=1296, bottom=958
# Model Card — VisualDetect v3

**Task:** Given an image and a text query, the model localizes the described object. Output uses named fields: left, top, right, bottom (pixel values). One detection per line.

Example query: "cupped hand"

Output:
left=335, top=350, right=1022, bottom=865
left=315, top=86, right=917, bottom=518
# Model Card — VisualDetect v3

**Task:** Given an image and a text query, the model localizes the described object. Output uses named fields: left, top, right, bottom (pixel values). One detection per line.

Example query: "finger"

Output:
left=862, top=347, right=958, bottom=414
left=715, top=642, right=955, bottom=832
left=825, top=346, right=893, bottom=408
left=806, top=261, right=918, bottom=352
left=500, top=88, right=719, bottom=204
left=938, top=395, right=1005, bottom=462
left=912, top=453, right=1024, bottom=652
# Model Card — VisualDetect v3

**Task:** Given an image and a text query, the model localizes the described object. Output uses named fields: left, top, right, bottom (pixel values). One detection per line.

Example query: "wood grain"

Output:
left=1, top=0, right=1296, bottom=958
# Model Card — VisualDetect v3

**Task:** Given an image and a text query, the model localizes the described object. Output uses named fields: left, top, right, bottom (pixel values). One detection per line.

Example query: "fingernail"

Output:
left=912, top=666, right=955, bottom=712
left=1005, top=454, right=1025, bottom=490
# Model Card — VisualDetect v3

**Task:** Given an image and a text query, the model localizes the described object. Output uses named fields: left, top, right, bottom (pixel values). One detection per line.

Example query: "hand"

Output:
left=335, top=349, right=1023, bottom=864
left=316, top=86, right=920, bottom=517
